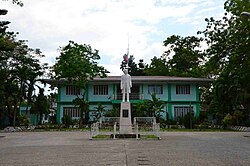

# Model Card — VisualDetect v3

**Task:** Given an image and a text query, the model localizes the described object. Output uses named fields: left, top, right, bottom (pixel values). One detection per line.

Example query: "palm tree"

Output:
left=94, top=103, right=106, bottom=122
left=143, top=93, right=165, bottom=121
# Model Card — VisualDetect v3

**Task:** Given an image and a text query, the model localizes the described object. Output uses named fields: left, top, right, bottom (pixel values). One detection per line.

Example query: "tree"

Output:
left=0, top=0, right=48, bottom=128
left=182, top=112, right=195, bottom=129
left=120, top=55, right=145, bottom=76
left=144, top=56, right=170, bottom=76
left=52, top=41, right=109, bottom=126
left=93, top=103, right=106, bottom=122
left=0, top=38, right=47, bottom=126
left=0, top=6, right=47, bottom=128
left=201, top=0, right=250, bottom=123
left=162, top=35, right=205, bottom=77
left=30, top=88, right=49, bottom=125
left=135, top=93, right=165, bottom=122
left=2, top=0, right=24, bottom=6
left=104, top=106, right=120, bottom=117
left=0, top=10, right=14, bottom=51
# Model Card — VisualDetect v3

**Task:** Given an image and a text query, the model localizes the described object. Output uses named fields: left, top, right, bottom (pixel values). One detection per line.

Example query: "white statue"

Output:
left=121, top=69, right=132, bottom=102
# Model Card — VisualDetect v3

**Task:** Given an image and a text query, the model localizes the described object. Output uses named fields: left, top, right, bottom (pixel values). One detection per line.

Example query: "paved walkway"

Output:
left=0, top=131, right=250, bottom=166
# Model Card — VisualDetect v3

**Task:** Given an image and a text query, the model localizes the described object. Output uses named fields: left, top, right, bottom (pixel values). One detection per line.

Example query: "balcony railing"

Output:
left=112, top=93, right=143, bottom=100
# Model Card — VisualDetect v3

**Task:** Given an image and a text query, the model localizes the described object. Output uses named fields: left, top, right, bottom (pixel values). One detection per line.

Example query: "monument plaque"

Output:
left=123, top=109, right=128, bottom=117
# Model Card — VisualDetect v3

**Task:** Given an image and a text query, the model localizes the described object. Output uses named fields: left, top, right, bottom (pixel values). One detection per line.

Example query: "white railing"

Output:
left=133, top=117, right=156, bottom=125
left=101, top=117, right=120, bottom=123
left=231, top=126, right=250, bottom=132
left=153, top=123, right=160, bottom=139
left=89, top=117, right=161, bottom=139
left=89, top=122, right=99, bottom=139
left=112, top=93, right=144, bottom=100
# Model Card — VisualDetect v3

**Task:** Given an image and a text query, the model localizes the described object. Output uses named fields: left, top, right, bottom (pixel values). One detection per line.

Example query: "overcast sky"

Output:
left=1, top=0, right=225, bottom=76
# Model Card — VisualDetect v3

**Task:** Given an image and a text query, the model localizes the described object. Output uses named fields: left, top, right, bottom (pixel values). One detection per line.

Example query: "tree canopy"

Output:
left=0, top=3, right=47, bottom=128
left=143, top=0, right=250, bottom=125
left=52, top=41, right=109, bottom=125
left=52, top=41, right=108, bottom=89
left=202, top=0, right=250, bottom=123
left=120, top=55, right=145, bottom=76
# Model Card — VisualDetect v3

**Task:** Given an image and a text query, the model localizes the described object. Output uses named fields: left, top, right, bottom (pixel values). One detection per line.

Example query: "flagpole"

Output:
left=126, top=33, right=129, bottom=69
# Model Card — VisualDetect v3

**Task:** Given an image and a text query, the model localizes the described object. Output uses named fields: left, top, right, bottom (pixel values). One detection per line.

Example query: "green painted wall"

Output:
left=56, top=82, right=202, bottom=122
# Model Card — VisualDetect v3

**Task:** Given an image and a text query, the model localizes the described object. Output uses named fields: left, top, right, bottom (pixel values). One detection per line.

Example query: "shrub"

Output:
left=222, top=114, right=233, bottom=128
left=199, top=121, right=210, bottom=129
left=182, top=112, right=195, bottom=129
left=62, top=115, right=73, bottom=128
left=18, top=114, right=30, bottom=127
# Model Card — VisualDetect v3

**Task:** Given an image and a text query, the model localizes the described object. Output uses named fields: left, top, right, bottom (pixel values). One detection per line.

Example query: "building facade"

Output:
left=45, top=76, right=212, bottom=123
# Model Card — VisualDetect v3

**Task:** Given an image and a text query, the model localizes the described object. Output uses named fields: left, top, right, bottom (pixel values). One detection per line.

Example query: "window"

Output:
left=174, top=106, right=193, bottom=120
left=93, top=85, right=108, bottom=95
left=148, top=85, right=163, bottom=94
left=66, top=85, right=80, bottom=95
left=176, top=85, right=190, bottom=94
left=63, top=107, right=81, bottom=118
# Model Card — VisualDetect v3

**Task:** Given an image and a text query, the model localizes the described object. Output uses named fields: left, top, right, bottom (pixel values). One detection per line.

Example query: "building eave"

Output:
left=43, top=76, right=213, bottom=86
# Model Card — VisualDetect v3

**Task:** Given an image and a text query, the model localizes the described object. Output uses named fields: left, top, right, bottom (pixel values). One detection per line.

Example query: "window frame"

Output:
left=176, top=84, right=190, bottom=95
left=66, top=85, right=81, bottom=96
left=93, top=85, right=109, bottom=95
left=148, top=85, right=163, bottom=95
left=173, top=106, right=194, bottom=120
left=63, top=107, right=81, bottom=118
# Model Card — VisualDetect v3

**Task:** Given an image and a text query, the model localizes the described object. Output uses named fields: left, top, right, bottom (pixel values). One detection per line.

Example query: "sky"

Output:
left=1, top=0, right=226, bottom=76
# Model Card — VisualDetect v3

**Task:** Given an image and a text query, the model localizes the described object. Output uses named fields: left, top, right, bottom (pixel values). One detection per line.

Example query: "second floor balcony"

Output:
left=113, top=93, right=144, bottom=100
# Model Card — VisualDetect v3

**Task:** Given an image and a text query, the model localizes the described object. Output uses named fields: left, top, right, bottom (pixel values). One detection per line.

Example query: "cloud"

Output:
left=1, top=0, right=225, bottom=76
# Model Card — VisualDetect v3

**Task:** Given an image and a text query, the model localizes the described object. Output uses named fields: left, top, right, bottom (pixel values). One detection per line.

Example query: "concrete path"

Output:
left=0, top=131, right=250, bottom=166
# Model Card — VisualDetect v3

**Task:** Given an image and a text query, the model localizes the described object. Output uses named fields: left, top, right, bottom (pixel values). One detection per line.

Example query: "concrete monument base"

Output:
left=119, top=102, right=132, bottom=134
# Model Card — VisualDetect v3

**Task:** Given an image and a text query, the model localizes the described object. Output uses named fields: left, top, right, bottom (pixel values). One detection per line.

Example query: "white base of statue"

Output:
left=119, top=102, right=132, bottom=134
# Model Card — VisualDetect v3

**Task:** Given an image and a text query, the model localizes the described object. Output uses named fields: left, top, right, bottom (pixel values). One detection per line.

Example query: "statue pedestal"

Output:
left=119, top=102, right=132, bottom=134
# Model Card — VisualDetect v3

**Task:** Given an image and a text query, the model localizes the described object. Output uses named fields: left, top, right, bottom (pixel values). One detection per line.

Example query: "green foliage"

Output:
left=93, top=103, right=106, bottom=121
left=222, top=113, right=233, bottom=127
left=198, top=121, right=211, bottom=130
left=52, top=41, right=108, bottom=126
left=144, top=57, right=170, bottom=76
left=162, top=35, right=205, bottom=77
left=52, top=41, right=108, bottom=87
left=30, top=89, right=49, bottom=125
left=143, top=0, right=250, bottom=127
left=133, top=102, right=148, bottom=117
left=203, top=0, right=250, bottom=124
left=181, top=112, right=196, bottom=129
left=146, top=35, right=206, bottom=77
left=72, top=98, right=88, bottom=125
left=17, top=114, right=30, bottom=126
left=104, top=106, right=119, bottom=117
left=0, top=1, right=47, bottom=128
left=61, top=115, right=73, bottom=128
left=120, top=55, right=145, bottom=76
left=232, top=110, right=244, bottom=125
left=135, top=93, right=165, bottom=122
left=0, top=14, right=46, bottom=127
